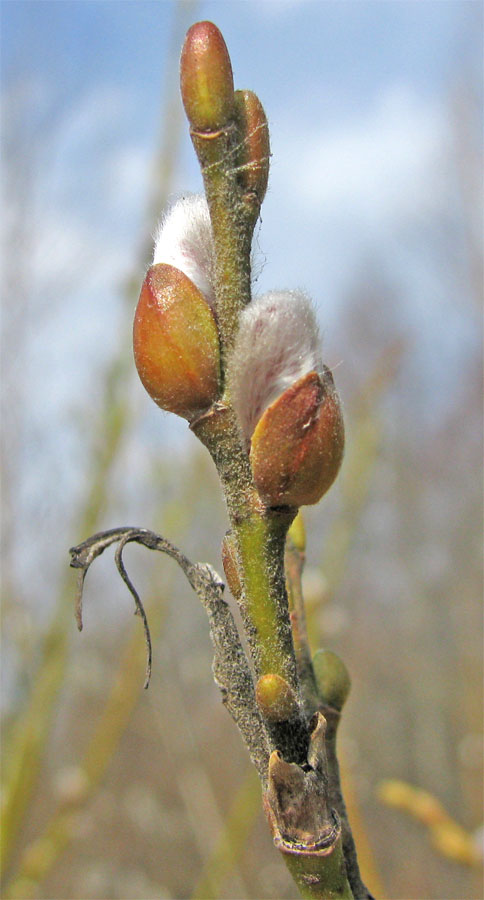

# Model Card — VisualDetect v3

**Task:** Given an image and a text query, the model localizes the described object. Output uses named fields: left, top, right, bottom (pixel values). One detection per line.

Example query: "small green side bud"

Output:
left=255, top=673, right=300, bottom=722
left=221, top=531, right=242, bottom=600
left=180, top=21, right=235, bottom=132
left=312, top=649, right=351, bottom=711
left=133, top=263, right=220, bottom=419
left=233, top=90, right=270, bottom=203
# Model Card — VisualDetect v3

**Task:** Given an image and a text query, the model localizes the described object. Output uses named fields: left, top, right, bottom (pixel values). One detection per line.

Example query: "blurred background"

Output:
left=1, top=2, right=482, bottom=898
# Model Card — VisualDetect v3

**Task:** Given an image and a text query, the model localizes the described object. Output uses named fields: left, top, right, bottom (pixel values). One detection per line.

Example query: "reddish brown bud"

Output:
left=180, top=21, right=234, bottom=132
left=250, top=368, right=344, bottom=507
left=221, top=531, right=242, bottom=600
left=133, top=263, right=220, bottom=419
left=233, top=90, right=270, bottom=203
left=256, top=674, right=299, bottom=723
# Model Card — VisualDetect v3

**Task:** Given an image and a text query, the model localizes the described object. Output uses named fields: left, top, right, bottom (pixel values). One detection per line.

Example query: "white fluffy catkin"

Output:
left=228, top=290, right=323, bottom=442
left=152, top=194, right=216, bottom=307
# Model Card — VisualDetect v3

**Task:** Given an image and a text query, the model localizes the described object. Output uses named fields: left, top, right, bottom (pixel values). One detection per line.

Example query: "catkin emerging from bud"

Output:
left=228, top=290, right=322, bottom=443
left=227, top=290, right=344, bottom=508
left=153, top=195, right=216, bottom=308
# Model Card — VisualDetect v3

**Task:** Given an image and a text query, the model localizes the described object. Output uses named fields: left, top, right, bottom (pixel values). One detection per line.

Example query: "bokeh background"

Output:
left=1, top=2, right=482, bottom=898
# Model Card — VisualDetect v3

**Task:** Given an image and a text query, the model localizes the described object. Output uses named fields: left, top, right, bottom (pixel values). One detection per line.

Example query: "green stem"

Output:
left=282, top=836, right=353, bottom=900
left=191, top=408, right=299, bottom=693
left=189, top=116, right=303, bottom=699
left=285, top=538, right=321, bottom=716
left=235, top=509, right=296, bottom=683
left=190, top=128, right=252, bottom=366
left=324, top=713, right=371, bottom=900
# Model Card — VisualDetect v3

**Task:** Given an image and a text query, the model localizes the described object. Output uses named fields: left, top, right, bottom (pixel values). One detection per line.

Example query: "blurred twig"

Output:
left=1, top=366, right=130, bottom=876
left=305, top=341, right=405, bottom=900
left=1, top=0, right=199, bottom=884
left=191, top=766, right=262, bottom=900
left=154, top=645, right=256, bottom=900
left=314, top=340, right=404, bottom=621
left=3, top=590, right=167, bottom=900
left=378, top=779, right=482, bottom=868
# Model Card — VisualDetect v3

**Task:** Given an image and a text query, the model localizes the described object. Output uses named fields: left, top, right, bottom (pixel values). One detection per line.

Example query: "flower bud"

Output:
left=180, top=21, right=235, bottom=132
left=250, top=368, right=344, bottom=507
left=233, top=90, right=270, bottom=203
left=255, top=673, right=300, bottom=723
left=312, top=649, right=351, bottom=711
left=133, top=263, right=220, bottom=419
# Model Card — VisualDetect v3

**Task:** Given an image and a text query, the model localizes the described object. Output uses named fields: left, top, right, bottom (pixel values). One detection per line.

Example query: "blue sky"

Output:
left=1, top=0, right=482, bottom=474
left=3, top=0, right=480, bottom=284
left=2, top=2, right=474, bottom=100
left=1, top=0, right=482, bottom=651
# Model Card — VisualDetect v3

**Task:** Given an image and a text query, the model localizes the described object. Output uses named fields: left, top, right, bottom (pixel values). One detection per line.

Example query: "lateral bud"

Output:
left=250, top=367, right=345, bottom=508
left=133, top=263, right=220, bottom=419
left=312, top=649, right=351, bottom=711
left=256, top=673, right=300, bottom=723
left=233, top=89, right=270, bottom=205
left=180, top=21, right=235, bottom=132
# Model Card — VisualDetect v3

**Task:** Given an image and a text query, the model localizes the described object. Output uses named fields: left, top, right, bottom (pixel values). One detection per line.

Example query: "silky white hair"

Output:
left=228, top=290, right=322, bottom=442
left=152, top=194, right=216, bottom=307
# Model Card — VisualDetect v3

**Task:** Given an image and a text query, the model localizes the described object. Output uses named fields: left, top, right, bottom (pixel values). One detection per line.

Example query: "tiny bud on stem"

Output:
left=256, top=673, right=300, bottom=723
left=234, top=90, right=270, bottom=203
